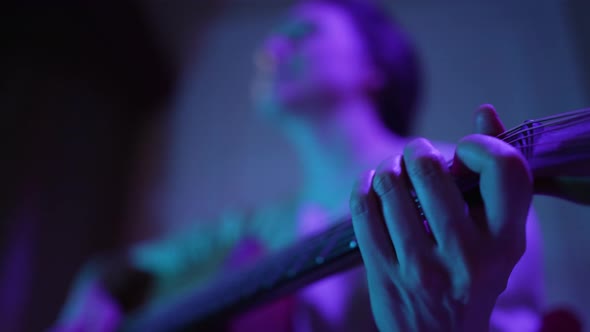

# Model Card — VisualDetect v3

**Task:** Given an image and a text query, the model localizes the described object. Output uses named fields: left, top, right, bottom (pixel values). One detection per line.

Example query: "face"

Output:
left=253, top=2, right=379, bottom=118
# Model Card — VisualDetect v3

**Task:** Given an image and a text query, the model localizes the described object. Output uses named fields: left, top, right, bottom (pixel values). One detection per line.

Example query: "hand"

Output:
left=350, top=108, right=533, bottom=331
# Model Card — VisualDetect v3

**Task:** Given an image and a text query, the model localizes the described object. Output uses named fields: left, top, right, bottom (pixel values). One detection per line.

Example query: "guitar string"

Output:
left=497, top=110, right=590, bottom=144
left=498, top=108, right=590, bottom=138
left=499, top=113, right=590, bottom=140
left=504, top=140, right=590, bottom=155
left=498, top=111, right=590, bottom=138
left=497, top=106, right=590, bottom=137
left=499, top=117, right=590, bottom=147
left=441, top=110, right=590, bottom=179
left=496, top=117, right=590, bottom=151
left=513, top=107, right=590, bottom=124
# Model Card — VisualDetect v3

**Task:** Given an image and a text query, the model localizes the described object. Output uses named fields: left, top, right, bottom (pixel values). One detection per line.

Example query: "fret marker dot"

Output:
left=315, top=256, right=325, bottom=264
left=349, top=240, right=357, bottom=249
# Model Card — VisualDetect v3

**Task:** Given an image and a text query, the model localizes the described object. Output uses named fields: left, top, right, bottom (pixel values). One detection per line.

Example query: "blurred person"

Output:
left=51, top=0, right=544, bottom=331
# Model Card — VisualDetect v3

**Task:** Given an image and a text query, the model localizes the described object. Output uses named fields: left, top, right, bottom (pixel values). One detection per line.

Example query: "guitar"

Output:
left=121, top=108, right=590, bottom=332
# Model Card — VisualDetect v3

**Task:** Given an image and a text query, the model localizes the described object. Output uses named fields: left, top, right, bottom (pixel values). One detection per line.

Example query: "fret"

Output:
left=511, top=120, right=542, bottom=160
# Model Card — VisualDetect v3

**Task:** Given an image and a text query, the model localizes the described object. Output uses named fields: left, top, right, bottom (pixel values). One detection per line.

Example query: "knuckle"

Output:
left=349, top=191, right=371, bottom=216
left=406, top=137, right=432, bottom=151
left=371, top=169, right=401, bottom=197
left=409, top=154, right=445, bottom=180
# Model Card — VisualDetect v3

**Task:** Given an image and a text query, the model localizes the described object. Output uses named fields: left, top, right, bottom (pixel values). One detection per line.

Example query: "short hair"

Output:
left=305, top=0, right=423, bottom=137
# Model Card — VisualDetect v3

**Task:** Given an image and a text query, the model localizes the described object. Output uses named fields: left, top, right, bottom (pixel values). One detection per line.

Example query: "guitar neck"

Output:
left=123, top=107, right=590, bottom=332
left=123, top=218, right=363, bottom=332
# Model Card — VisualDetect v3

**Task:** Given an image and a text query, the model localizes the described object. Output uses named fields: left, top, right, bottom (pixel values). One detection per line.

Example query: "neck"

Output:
left=282, top=97, right=406, bottom=206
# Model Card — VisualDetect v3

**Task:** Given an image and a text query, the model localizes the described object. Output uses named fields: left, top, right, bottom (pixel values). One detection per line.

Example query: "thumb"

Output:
left=452, top=104, right=508, bottom=179
left=474, top=104, right=505, bottom=136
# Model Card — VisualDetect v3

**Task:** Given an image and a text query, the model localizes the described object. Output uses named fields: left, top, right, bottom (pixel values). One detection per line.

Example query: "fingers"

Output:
left=350, top=170, right=397, bottom=271
left=474, top=104, right=505, bottom=136
left=352, top=139, right=478, bottom=274
left=452, top=104, right=506, bottom=180
left=456, top=134, right=533, bottom=239
left=371, top=155, right=432, bottom=267
left=403, top=138, right=475, bottom=252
